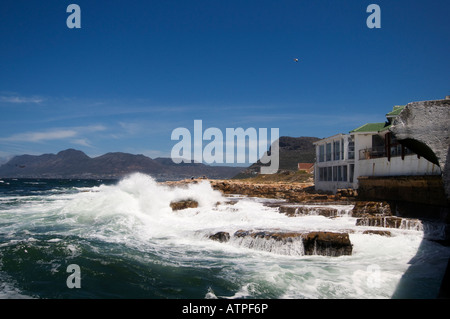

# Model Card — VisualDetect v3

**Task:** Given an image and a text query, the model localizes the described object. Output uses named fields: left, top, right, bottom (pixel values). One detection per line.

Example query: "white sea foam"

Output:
left=1, top=172, right=449, bottom=299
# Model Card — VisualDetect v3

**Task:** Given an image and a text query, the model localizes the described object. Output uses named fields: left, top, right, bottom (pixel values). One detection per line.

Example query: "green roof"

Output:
left=386, top=105, right=405, bottom=117
left=350, top=122, right=389, bottom=133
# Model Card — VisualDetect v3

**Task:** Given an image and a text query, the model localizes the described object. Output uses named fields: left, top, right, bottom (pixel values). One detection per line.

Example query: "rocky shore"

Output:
left=165, top=177, right=430, bottom=224
left=166, top=177, right=441, bottom=223
left=165, top=178, right=435, bottom=257
left=165, top=178, right=356, bottom=204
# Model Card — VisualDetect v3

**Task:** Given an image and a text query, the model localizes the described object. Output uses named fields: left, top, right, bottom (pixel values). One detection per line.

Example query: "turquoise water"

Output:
left=0, top=174, right=449, bottom=299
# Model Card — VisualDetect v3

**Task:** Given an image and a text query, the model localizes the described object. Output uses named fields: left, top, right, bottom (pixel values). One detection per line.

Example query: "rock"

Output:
left=232, top=230, right=352, bottom=256
left=278, top=205, right=341, bottom=218
left=351, top=201, right=392, bottom=217
left=363, top=230, right=392, bottom=237
left=167, top=179, right=352, bottom=204
left=336, top=188, right=358, bottom=198
left=356, top=216, right=422, bottom=230
left=389, top=97, right=450, bottom=202
left=170, top=199, right=199, bottom=211
left=301, top=231, right=352, bottom=257
left=234, top=230, right=301, bottom=242
left=313, top=195, right=329, bottom=201
left=209, top=232, right=230, bottom=243
left=356, top=216, right=402, bottom=228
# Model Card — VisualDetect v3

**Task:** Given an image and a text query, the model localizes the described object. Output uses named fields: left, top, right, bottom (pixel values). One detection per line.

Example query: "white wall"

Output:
left=358, top=154, right=441, bottom=177
left=314, top=134, right=356, bottom=193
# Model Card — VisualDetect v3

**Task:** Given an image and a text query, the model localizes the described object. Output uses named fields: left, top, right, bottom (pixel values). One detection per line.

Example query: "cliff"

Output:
left=390, top=97, right=450, bottom=203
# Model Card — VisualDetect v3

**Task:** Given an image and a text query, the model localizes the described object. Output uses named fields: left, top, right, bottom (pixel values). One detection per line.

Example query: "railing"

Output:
left=359, top=147, right=385, bottom=160
left=359, top=145, right=416, bottom=160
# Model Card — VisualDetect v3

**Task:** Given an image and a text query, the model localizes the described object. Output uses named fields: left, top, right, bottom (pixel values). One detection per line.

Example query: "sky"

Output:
left=0, top=0, right=449, bottom=165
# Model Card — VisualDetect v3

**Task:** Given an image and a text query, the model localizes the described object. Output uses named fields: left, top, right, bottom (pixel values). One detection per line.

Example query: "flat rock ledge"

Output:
left=209, top=230, right=353, bottom=257
left=170, top=199, right=199, bottom=211
left=362, top=230, right=392, bottom=237
left=277, top=205, right=349, bottom=218
left=355, top=216, right=422, bottom=230
left=351, top=201, right=392, bottom=217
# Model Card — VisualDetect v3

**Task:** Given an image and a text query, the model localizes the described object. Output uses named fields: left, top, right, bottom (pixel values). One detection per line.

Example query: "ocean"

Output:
left=0, top=173, right=449, bottom=299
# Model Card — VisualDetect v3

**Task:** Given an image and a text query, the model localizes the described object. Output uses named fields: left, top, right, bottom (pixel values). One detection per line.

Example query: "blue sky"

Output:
left=0, top=0, right=449, bottom=164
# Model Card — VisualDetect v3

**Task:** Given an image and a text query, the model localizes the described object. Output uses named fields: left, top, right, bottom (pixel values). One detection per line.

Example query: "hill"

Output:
left=233, top=136, right=319, bottom=178
left=0, top=149, right=244, bottom=181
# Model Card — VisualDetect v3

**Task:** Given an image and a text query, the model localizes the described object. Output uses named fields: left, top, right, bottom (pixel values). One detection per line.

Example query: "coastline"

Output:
left=164, top=176, right=355, bottom=205
left=165, top=175, right=450, bottom=298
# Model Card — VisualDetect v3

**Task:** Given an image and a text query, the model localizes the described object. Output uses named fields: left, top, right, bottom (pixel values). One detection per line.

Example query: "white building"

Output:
left=314, top=106, right=441, bottom=193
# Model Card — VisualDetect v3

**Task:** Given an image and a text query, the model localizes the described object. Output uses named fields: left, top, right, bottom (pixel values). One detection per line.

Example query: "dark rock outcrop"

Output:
left=170, top=199, right=199, bottom=211
left=301, top=231, right=353, bottom=256
left=212, top=230, right=353, bottom=257
left=209, top=232, right=231, bottom=243
left=389, top=97, right=450, bottom=202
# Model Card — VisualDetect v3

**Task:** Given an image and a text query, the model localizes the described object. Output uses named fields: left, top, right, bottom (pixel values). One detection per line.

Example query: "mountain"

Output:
left=233, top=136, right=319, bottom=178
left=0, top=149, right=244, bottom=181
left=276, top=136, right=320, bottom=169
left=0, top=136, right=319, bottom=180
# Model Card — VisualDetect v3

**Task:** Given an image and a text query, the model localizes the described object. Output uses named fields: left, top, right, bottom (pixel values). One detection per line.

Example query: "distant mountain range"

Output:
left=0, top=136, right=319, bottom=180
left=0, top=149, right=244, bottom=181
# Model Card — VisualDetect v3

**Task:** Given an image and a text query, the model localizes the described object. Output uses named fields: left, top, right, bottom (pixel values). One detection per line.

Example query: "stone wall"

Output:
left=357, top=175, right=449, bottom=223
left=357, top=175, right=447, bottom=206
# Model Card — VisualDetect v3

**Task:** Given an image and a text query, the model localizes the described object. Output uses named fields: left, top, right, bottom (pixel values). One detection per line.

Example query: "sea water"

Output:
left=0, top=173, right=449, bottom=299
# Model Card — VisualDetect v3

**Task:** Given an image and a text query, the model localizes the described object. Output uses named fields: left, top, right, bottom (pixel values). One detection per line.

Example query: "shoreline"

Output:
left=164, top=177, right=356, bottom=205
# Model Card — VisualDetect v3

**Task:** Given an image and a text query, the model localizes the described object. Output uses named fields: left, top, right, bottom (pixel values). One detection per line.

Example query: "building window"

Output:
left=319, top=166, right=348, bottom=183
left=326, top=143, right=332, bottom=161
left=319, top=145, right=325, bottom=163
left=333, top=140, right=340, bottom=161
left=348, top=139, right=355, bottom=160
left=349, top=164, right=354, bottom=183
left=319, top=167, right=329, bottom=182
left=341, top=139, right=344, bottom=160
